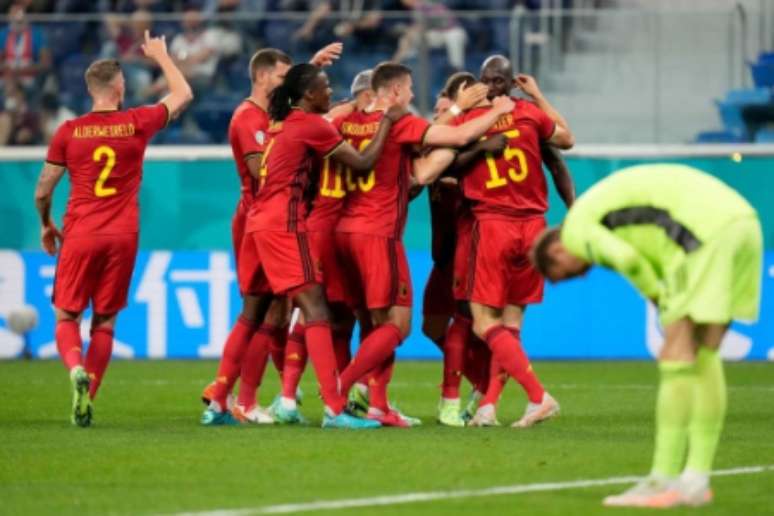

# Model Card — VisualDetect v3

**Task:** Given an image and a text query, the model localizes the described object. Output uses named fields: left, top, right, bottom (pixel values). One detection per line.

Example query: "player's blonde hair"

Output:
left=84, top=59, right=122, bottom=94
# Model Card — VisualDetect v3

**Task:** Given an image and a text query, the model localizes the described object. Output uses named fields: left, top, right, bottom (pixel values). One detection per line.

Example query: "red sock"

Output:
left=211, top=315, right=256, bottom=409
left=269, top=325, right=288, bottom=376
left=237, top=324, right=273, bottom=409
left=483, top=325, right=544, bottom=404
left=55, top=320, right=82, bottom=370
left=368, top=353, right=395, bottom=412
left=85, top=327, right=113, bottom=399
left=481, top=355, right=508, bottom=406
left=281, top=323, right=307, bottom=399
left=333, top=327, right=352, bottom=373
left=339, top=323, right=403, bottom=395
left=304, top=321, right=345, bottom=412
left=441, top=316, right=468, bottom=399
left=466, top=336, right=492, bottom=394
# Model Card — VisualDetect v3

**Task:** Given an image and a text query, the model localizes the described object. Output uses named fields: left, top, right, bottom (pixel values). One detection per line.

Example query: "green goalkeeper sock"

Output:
left=651, top=360, right=696, bottom=478
left=685, top=347, right=727, bottom=473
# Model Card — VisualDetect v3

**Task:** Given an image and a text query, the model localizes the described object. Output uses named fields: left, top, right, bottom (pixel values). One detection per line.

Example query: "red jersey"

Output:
left=306, top=114, right=347, bottom=232
left=428, top=181, right=463, bottom=268
left=228, top=99, right=269, bottom=210
left=454, top=99, right=554, bottom=219
left=45, top=104, right=168, bottom=237
left=336, top=111, right=430, bottom=238
left=246, top=109, right=343, bottom=233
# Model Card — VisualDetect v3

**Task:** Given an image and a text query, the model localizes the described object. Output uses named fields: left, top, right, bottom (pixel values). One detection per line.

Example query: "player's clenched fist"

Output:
left=480, top=133, right=508, bottom=154
left=141, top=29, right=168, bottom=62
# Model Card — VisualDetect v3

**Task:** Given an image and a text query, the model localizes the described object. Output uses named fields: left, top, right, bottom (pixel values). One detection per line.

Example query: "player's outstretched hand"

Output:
left=41, top=223, right=62, bottom=256
left=491, top=95, right=515, bottom=114
left=385, top=104, right=408, bottom=123
left=514, top=74, right=542, bottom=99
left=311, top=42, right=343, bottom=67
left=455, top=83, right=488, bottom=111
left=141, top=30, right=168, bottom=62
left=479, top=133, right=507, bottom=154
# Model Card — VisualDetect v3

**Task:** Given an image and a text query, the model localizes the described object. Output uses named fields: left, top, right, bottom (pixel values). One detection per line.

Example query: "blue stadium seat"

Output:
left=750, top=62, right=774, bottom=88
left=754, top=128, right=774, bottom=143
left=757, top=51, right=774, bottom=65
left=46, top=21, right=86, bottom=62
left=724, top=88, right=771, bottom=104
left=694, top=130, right=745, bottom=143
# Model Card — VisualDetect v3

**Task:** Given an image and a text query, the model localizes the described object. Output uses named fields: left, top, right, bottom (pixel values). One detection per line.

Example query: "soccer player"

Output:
left=225, top=62, right=404, bottom=429
left=333, top=61, right=516, bottom=426
left=201, top=44, right=343, bottom=425
left=451, top=55, right=574, bottom=428
left=33, top=31, right=193, bottom=427
left=274, top=69, right=376, bottom=424
left=531, top=164, right=762, bottom=508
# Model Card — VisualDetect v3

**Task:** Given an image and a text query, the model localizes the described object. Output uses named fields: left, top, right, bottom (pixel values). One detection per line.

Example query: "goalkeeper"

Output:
left=531, top=164, right=762, bottom=508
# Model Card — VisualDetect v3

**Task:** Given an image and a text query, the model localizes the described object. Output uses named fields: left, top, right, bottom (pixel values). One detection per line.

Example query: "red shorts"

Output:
left=335, top=232, right=412, bottom=310
left=466, top=216, right=546, bottom=309
left=308, top=230, right=347, bottom=304
left=53, top=233, right=138, bottom=314
left=238, top=230, right=320, bottom=296
left=422, top=263, right=454, bottom=317
left=452, top=211, right=474, bottom=301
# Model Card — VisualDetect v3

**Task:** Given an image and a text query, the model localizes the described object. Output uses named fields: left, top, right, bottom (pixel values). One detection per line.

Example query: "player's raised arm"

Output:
left=141, top=30, right=193, bottom=122
left=310, top=42, right=343, bottom=67
left=541, top=144, right=575, bottom=208
left=423, top=96, right=514, bottom=147
left=515, top=74, right=574, bottom=149
left=330, top=105, right=405, bottom=172
left=34, top=162, right=66, bottom=255
left=433, top=82, right=488, bottom=125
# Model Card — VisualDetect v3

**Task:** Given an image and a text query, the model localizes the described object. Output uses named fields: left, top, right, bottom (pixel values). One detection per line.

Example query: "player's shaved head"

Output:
left=480, top=55, right=514, bottom=99
left=371, top=62, right=412, bottom=92
left=442, top=71, right=477, bottom=101
left=249, top=48, right=292, bottom=83
left=480, top=55, right=513, bottom=79
left=85, top=59, right=123, bottom=94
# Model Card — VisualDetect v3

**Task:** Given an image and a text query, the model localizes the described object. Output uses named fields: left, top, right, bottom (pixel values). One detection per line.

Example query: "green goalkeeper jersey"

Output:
left=560, top=164, right=757, bottom=302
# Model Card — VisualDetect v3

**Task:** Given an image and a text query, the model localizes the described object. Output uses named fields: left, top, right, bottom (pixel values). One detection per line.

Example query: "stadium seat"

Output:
left=694, top=130, right=746, bottom=143
left=754, top=128, right=774, bottom=143
left=756, top=51, right=774, bottom=65
left=750, top=62, right=774, bottom=88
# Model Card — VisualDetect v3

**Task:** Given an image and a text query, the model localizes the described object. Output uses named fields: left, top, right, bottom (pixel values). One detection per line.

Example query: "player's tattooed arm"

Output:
left=434, top=83, right=489, bottom=125
left=34, top=162, right=66, bottom=255
left=541, top=144, right=575, bottom=208
left=331, top=105, right=406, bottom=173
left=141, top=30, right=194, bottom=122
left=424, top=96, right=514, bottom=148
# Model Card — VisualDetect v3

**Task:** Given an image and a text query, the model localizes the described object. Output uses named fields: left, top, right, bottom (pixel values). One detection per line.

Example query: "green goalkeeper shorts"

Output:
left=659, top=215, right=763, bottom=326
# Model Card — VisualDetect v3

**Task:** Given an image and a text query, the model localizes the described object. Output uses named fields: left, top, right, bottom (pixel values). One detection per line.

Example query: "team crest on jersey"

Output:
left=255, top=130, right=265, bottom=145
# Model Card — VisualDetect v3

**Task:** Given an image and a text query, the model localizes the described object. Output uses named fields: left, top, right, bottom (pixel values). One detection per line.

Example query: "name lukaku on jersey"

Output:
left=73, top=124, right=136, bottom=139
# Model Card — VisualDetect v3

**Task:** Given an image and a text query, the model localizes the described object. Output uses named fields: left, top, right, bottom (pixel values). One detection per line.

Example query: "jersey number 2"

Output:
left=93, top=145, right=117, bottom=197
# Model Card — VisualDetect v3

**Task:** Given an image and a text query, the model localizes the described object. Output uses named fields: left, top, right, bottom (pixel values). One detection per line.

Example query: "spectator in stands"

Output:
left=102, top=9, right=156, bottom=102
left=98, top=0, right=172, bottom=13
left=0, top=2, right=52, bottom=94
left=0, top=79, right=42, bottom=145
left=167, top=8, right=221, bottom=93
left=39, top=92, right=75, bottom=143
left=392, top=0, right=467, bottom=71
left=292, top=0, right=384, bottom=49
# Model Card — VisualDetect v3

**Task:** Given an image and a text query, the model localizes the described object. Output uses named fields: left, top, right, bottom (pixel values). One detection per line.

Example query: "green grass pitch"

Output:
left=1, top=360, right=772, bottom=515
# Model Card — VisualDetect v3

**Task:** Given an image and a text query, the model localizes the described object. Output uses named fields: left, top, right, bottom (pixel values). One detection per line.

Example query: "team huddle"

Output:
left=34, top=30, right=763, bottom=509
